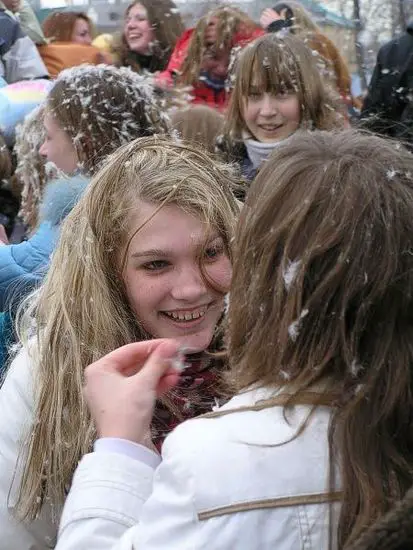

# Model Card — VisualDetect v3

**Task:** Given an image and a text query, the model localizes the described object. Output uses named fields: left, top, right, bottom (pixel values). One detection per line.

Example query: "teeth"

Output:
left=164, top=309, right=207, bottom=321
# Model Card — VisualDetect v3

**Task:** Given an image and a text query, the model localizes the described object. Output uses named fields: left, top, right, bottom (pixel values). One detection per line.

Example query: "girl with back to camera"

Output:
left=54, top=129, right=413, bottom=549
left=220, top=33, right=345, bottom=180
left=0, top=137, right=239, bottom=549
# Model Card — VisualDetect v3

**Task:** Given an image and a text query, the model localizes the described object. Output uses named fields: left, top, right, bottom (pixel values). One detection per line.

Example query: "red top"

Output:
left=157, top=26, right=265, bottom=110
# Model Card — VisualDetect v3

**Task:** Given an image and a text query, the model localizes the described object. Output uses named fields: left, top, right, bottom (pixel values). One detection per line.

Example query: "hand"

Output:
left=84, top=339, right=181, bottom=446
left=0, top=224, right=9, bottom=245
left=260, top=8, right=283, bottom=29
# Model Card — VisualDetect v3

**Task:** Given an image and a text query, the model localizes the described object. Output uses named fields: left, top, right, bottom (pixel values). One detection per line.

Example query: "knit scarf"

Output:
left=242, top=132, right=287, bottom=169
left=151, top=352, right=223, bottom=451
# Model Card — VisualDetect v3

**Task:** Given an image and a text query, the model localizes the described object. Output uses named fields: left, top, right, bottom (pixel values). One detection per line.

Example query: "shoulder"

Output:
left=0, top=10, right=21, bottom=53
left=161, top=389, right=333, bottom=524
left=39, top=175, right=89, bottom=226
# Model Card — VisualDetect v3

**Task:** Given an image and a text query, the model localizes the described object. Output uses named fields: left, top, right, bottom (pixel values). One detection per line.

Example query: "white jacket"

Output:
left=0, top=349, right=58, bottom=550
left=57, top=388, right=341, bottom=550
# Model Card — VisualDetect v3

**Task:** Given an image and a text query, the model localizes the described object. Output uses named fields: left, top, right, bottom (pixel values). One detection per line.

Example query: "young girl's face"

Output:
left=72, top=17, right=92, bottom=45
left=243, top=88, right=300, bottom=143
left=123, top=201, right=231, bottom=352
left=39, top=112, right=79, bottom=174
left=124, top=3, right=154, bottom=54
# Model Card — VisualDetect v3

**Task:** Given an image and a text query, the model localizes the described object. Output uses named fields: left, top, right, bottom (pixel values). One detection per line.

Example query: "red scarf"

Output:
left=152, top=353, right=223, bottom=451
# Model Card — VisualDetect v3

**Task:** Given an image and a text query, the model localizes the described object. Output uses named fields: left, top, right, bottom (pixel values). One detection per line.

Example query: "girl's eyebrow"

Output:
left=131, top=249, right=169, bottom=259
left=131, top=236, right=223, bottom=259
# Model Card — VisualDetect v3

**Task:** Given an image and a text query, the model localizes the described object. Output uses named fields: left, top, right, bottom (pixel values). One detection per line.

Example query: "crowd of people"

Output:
left=1, top=1, right=413, bottom=549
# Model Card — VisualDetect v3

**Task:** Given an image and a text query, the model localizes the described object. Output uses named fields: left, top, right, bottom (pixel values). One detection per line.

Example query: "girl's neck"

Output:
left=242, top=131, right=290, bottom=169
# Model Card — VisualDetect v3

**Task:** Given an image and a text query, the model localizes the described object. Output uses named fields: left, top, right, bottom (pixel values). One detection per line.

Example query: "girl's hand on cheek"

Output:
left=84, top=339, right=181, bottom=446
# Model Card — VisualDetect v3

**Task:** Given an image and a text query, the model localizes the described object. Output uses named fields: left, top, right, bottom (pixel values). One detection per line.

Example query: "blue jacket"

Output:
left=0, top=175, right=89, bottom=311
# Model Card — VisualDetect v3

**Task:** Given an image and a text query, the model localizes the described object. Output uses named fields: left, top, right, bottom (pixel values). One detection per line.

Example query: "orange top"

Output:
left=38, top=42, right=112, bottom=79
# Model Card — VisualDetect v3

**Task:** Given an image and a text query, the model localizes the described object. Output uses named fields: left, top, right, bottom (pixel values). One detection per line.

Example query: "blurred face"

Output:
left=243, top=87, right=301, bottom=143
left=123, top=201, right=231, bottom=352
left=201, top=18, right=231, bottom=81
left=39, top=112, right=79, bottom=175
left=201, top=46, right=231, bottom=81
left=2, top=0, right=20, bottom=12
left=124, top=4, right=154, bottom=54
left=72, top=17, right=92, bottom=45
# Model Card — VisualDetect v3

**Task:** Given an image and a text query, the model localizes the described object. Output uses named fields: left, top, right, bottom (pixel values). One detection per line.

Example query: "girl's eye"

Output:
left=276, top=90, right=292, bottom=99
left=142, top=260, right=169, bottom=271
left=204, top=243, right=224, bottom=261
left=248, top=90, right=262, bottom=99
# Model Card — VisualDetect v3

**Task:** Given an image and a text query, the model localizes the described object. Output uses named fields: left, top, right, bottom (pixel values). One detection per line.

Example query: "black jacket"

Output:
left=360, top=22, right=413, bottom=139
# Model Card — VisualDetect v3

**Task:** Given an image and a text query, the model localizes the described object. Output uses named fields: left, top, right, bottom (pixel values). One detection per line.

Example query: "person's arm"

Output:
left=0, top=348, right=57, bottom=548
left=0, top=12, right=48, bottom=83
left=55, top=340, right=202, bottom=550
left=17, top=0, right=47, bottom=45
left=57, top=431, right=200, bottom=550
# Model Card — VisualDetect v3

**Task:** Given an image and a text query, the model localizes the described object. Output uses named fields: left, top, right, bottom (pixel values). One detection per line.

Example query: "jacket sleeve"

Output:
left=17, top=0, right=47, bottom=46
left=57, top=427, right=201, bottom=550
left=0, top=12, right=48, bottom=84
left=0, top=223, right=56, bottom=311
left=156, top=28, right=194, bottom=86
left=361, top=46, right=386, bottom=116
left=0, top=348, right=57, bottom=549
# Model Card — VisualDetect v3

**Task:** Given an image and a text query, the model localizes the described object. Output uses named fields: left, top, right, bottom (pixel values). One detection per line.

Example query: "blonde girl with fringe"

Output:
left=0, top=136, right=239, bottom=549
left=220, top=33, right=346, bottom=180
left=53, top=130, right=413, bottom=550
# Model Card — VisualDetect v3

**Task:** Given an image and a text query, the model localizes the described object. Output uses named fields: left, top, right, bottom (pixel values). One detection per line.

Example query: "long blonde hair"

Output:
left=15, top=136, right=239, bottom=521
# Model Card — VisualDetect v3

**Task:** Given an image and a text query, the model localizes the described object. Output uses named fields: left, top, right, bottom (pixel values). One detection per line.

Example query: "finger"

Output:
left=136, top=341, right=181, bottom=391
left=96, top=340, right=171, bottom=374
left=157, top=369, right=180, bottom=396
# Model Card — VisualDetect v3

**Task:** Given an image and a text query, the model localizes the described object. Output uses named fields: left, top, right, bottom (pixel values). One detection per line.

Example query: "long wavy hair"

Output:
left=225, top=34, right=344, bottom=141
left=114, top=0, right=185, bottom=73
left=228, top=129, right=413, bottom=548
left=15, top=136, right=240, bottom=521
left=45, top=64, right=170, bottom=175
left=179, top=6, right=259, bottom=87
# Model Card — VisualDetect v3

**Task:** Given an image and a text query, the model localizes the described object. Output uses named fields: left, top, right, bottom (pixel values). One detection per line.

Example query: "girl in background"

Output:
left=113, top=0, right=184, bottom=74
left=220, top=33, right=345, bottom=180
left=42, top=11, right=94, bottom=45
left=39, top=12, right=112, bottom=78
left=158, top=5, right=264, bottom=110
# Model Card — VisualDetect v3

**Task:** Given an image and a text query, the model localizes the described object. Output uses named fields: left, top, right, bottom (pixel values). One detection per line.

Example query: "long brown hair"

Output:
left=42, top=11, right=94, bottom=43
left=225, top=34, right=344, bottom=140
left=45, top=64, right=170, bottom=175
left=179, top=6, right=259, bottom=87
left=114, top=0, right=185, bottom=72
left=228, top=129, right=413, bottom=548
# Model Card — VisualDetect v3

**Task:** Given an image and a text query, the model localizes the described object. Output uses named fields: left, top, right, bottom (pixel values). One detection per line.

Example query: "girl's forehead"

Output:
left=128, top=3, right=147, bottom=17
